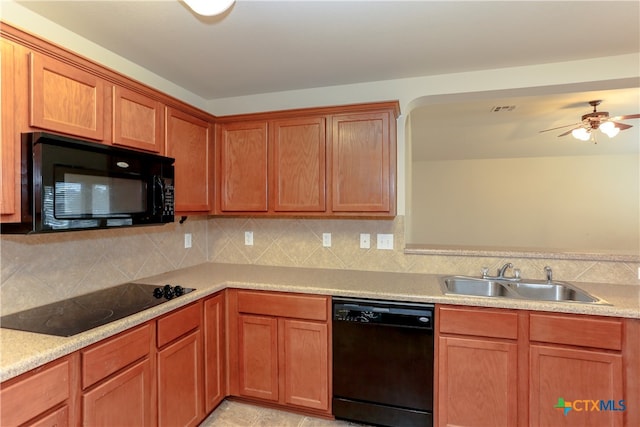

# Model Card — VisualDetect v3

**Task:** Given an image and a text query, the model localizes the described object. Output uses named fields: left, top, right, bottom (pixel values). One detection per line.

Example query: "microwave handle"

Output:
left=154, top=176, right=165, bottom=215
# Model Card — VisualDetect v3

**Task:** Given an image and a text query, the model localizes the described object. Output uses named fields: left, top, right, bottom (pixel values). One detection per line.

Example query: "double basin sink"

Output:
left=440, top=275, right=608, bottom=304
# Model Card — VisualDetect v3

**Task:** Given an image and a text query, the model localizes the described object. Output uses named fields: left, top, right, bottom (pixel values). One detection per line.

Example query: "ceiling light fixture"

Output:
left=183, top=0, right=235, bottom=16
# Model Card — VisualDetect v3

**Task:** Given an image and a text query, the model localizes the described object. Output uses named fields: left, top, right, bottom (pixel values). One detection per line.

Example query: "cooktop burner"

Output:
left=0, top=283, right=194, bottom=337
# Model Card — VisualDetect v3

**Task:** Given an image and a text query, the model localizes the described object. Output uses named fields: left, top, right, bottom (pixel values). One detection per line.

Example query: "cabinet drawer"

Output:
left=529, top=313, right=622, bottom=350
left=0, top=356, right=72, bottom=426
left=82, top=323, right=152, bottom=388
left=30, top=405, right=69, bottom=427
left=236, top=290, right=328, bottom=321
left=157, top=302, right=201, bottom=347
left=438, top=306, right=518, bottom=339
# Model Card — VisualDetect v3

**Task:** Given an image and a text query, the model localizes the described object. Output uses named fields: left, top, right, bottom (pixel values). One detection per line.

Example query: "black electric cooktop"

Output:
left=0, top=283, right=194, bottom=337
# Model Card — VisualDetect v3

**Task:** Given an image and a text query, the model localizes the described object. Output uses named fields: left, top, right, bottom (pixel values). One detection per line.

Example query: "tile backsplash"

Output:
left=1, top=215, right=638, bottom=314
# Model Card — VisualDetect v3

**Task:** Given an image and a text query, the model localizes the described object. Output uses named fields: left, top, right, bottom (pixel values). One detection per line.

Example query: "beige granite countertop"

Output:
left=2, top=262, right=639, bottom=382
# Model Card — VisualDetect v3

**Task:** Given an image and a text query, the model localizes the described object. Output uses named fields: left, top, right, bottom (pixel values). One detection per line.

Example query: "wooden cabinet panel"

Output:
left=113, top=86, right=163, bottom=153
left=204, top=293, right=226, bottom=413
left=270, top=117, right=326, bottom=212
left=439, top=305, right=519, bottom=339
left=236, top=290, right=328, bottom=321
left=437, top=335, right=518, bottom=427
left=157, top=330, right=203, bottom=427
left=218, top=121, right=269, bottom=212
left=82, top=358, right=153, bottom=427
left=238, top=314, right=279, bottom=401
left=530, top=313, right=622, bottom=350
left=30, top=405, right=69, bottom=427
left=82, top=323, right=152, bottom=389
left=529, top=345, right=624, bottom=427
left=157, top=302, right=201, bottom=348
left=166, top=107, right=211, bottom=213
left=1, top=39, right=18, bottom=219
left=281, top=319, right=329, bottom=411
left=0, top=355, right=75, bottom=427
left=331, top=111, right=392, bottom=212
left=30, top=52, right=105, bottom=140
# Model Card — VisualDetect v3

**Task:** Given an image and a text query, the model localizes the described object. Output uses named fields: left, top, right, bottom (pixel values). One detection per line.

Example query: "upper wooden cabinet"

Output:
left=215, top=101, right=398, bottom=217
left=270, top=117, right=326, bottom=212
left=30, top=52, right=106, bottom=141
left=113, top=86, right=164, bottom=153
left=217, top=121, right=269, bottom=212
left=330, top=110, right=394, bottom=213
left=166, top=107, right=212, bottom=213
left=1, top=38, right=19, bottom=221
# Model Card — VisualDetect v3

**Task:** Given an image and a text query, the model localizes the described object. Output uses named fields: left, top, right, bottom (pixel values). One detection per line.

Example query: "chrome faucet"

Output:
left=544, top=266, right=553, bottom=282
left=497, top=262, right=513, bottom=278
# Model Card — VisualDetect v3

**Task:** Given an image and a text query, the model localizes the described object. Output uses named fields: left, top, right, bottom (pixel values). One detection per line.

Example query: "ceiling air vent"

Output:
left=490, top=105, right=516, bottom=112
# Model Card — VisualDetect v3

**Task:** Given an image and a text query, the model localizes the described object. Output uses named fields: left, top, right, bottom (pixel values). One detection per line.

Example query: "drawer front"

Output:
left=157, top=301, right=201, bottom=347
left=0, top=357, right=71, bottom=426
left=438, top=306, right=518, bottom=340
left=82, top=323, right=152, bottom=388
left=236, top=290, right=328, bottom=321
left=529, top=313, right=622, bottom=350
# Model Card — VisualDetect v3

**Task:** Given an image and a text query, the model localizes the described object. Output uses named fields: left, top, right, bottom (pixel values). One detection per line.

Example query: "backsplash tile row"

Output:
left=1, top=215, right=637, bottom=315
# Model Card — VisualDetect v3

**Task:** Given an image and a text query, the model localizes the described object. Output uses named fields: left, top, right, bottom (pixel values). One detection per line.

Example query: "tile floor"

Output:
left=199, top=400, right=367, bottom=427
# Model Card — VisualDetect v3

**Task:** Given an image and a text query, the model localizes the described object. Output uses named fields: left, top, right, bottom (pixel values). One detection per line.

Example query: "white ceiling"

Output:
left=14, top=0, right=640, bottom=158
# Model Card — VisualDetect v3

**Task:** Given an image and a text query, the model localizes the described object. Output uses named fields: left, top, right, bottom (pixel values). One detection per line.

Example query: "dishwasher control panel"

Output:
left=333, top=297, right=433, bottom=329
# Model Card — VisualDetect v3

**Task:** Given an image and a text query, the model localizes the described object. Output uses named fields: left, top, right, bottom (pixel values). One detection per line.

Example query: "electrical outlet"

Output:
left=323, top=233, right=332, bottom=247
left=245, top=231, right=253, bottom=246
left=376, top=234, right=394, bottom=250
left=184, top=233, right=192, bottom=249
left=360, top=233, right=371, bottom=249
left=638, top=267, right=640, bottom=280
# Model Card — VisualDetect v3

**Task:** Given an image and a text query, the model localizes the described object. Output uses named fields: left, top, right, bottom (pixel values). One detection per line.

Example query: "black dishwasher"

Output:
left=332, top=297, right=434, bottom=427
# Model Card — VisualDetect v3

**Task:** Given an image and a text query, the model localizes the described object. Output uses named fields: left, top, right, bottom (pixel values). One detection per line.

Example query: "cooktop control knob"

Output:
left=153, top=284, right=185, bottom=300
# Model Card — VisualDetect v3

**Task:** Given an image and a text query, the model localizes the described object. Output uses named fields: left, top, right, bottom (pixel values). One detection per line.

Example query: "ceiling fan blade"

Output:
left=610, top=113, right=640, bottom=121
left=539, top=122, right=582, bottom=133
left=611, top=121, right=633, bottom=131
left=557, top=127, right=581, bottom=137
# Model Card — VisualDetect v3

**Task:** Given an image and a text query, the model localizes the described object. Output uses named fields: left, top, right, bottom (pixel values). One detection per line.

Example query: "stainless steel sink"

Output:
left=440, top=276, right=608, bottom=304
left=442, top=276, right=515, bottom=298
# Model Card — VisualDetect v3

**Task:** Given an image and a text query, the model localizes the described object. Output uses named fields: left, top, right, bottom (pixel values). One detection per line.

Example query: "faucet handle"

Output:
left=513, top=268, right=521, bottom=279
left=544, top=266, right=553, bottom=282
left=481, top=267, right=489, bottom=278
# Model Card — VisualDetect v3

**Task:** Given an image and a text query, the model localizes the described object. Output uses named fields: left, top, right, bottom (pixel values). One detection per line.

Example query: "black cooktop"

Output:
left=0, top=283, right=194, bottom=337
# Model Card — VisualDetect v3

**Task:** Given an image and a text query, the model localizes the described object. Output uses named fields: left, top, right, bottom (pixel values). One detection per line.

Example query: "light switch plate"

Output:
left=360, top=233, right=371, bottom=249
left=323, top=233, right=332, bottom=247
left=184, top=233, right=192, bottom=249
left=245, top=231, right=254, bottom=246
left=376, top=234, right=394, bottom=250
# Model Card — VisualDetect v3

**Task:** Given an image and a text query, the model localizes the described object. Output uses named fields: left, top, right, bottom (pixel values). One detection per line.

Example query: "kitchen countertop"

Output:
left=1, top=262, right=639, bottom=382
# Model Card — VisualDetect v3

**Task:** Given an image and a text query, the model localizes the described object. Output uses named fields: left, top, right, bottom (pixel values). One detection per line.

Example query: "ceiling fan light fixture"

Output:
left=571, top=128, right=591, bottom=141
left=183, top=0, right=235, bottom=16
left=599, top=121, right=620, bottom=138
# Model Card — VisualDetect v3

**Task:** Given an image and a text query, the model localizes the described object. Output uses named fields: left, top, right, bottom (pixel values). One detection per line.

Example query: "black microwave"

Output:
left=1, top=132, right=174, bottom=234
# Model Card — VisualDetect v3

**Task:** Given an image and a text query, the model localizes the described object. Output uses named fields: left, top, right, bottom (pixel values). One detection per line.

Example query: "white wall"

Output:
left=411, top=154, right=639, bottom=254
left=3, top=0, right=639, bottom=217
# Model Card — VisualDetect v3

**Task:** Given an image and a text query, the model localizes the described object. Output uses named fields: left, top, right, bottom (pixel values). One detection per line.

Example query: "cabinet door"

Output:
left=529, top=345, right=624, bottom=427
left=438, top=336, right=518, bottom=427
left=30, top=52, right=105, bottom=140
left=113, top=86, right=163, bottom=153
left=270, top=117, right=326, bottom=212
left=157, top=330, right=203, bottom=427
left=281, top=319, right=329, bottom=411
left=82, top=358, right=153, bottom=427
left=218, top=121, right=268, bottom=212
left=237, top=314, right=279, bottom=401
left=331, top=111, right=393, bottom=212
left=204, top=293, right=226, bottom=412
left=166, top=107, right=211, bottom=213
left=1, top=39, right=18, bottom=220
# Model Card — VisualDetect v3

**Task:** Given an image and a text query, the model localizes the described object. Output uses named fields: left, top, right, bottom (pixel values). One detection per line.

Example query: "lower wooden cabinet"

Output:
left=437, top=305, right=633, bottom=427
left=156, top=302, right=204, bottom=427
left=0, top=354, right=78, bottom=427
left=82, top=358, right=154, bottom=427
left=204, top=292, right=226, bottom=413
left=228, top=289, right=331, bottom=415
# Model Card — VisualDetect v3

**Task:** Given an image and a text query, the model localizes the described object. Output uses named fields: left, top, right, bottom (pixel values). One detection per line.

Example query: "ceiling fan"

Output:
left=540, top=100, right=640, bottom=142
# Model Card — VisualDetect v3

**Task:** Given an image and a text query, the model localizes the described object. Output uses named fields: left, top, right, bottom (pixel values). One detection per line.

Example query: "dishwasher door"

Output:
left=332, top=298, right=434, bottom=427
